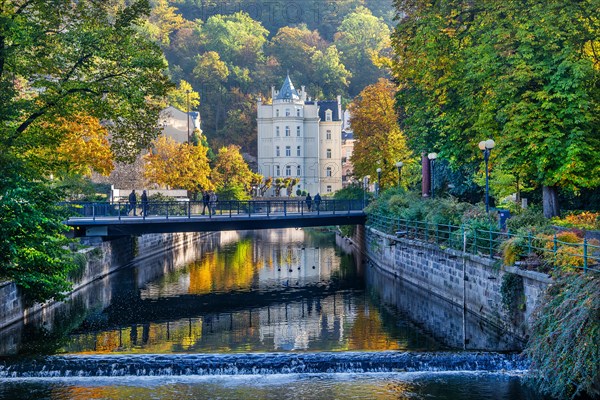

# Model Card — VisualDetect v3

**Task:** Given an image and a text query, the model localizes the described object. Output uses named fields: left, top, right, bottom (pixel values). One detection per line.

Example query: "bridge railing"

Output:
left=62, top=199, right=366, bottom=220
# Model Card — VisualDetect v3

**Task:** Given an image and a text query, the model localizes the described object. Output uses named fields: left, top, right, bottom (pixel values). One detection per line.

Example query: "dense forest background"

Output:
left=144, top=0, right=395, bottom=155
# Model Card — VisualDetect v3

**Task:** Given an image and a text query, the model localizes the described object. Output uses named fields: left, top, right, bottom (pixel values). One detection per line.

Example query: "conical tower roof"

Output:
left=275, top=74, right=300, bottom=100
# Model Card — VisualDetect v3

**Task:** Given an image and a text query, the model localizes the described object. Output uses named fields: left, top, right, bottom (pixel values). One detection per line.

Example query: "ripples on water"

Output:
left=0, top=229, right=545, bottom=399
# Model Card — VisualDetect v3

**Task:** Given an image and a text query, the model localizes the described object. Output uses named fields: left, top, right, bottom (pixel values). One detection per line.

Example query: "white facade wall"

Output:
left=257, top=79, right=343, bottom=196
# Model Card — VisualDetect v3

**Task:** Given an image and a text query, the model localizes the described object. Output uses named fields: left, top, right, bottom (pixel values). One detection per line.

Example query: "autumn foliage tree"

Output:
left=144, top=136, right=212, bottom=195
left=211, top=145, right=262, bottom=196
left=349, top=78, right=414, bottom=189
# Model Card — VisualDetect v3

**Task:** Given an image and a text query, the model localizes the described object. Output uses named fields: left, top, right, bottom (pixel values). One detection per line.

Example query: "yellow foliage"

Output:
left=144, top=136, right=212, bottom=192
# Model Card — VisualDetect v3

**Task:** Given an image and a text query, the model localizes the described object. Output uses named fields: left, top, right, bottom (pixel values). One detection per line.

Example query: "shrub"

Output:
left=500, top=236, right=526, bottom=266
left=552, top=211, right=600, bottom=230
left=526, top=274, right=600, bottom=399
left=506, top=207, right=550, bottom=233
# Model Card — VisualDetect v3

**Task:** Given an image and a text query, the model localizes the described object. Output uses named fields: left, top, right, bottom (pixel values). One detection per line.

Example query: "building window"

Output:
left=276, top=146, right=280, bottom=157
left=296, top=146, right=301, bottom=156
left=326, top=130, right=331, bottom=140
left=325, top=110, right=332, bottom=121
left=276, top=109, right=279, bottom=117
left=326, top=148, right=331, bottom=158
left=296, top=109, right=301, bottom=117
left=296, top=126, right=301, bottom=136
left=326, top=185, right=332, bottom=193
left=285, top=126, right=290, bottom=136
left=275, top=165, right=280, bottom=176
left=297, top=166, right=301, bottom=176
left=285, top=108, right=290, bottom=116
left=286, top=165, right=291, bottom=176
left=285, top=146, right=291, bottom=156
left=326, top=167, right=332, bottom=177
left=276, top=126, right=280, bottom=137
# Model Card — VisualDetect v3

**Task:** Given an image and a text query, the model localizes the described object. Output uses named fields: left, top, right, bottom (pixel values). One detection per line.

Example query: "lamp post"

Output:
left=395, top=161, right=403, bottom=187
left=363, top=175, right=370, bottom=207
left=427, top=153, right=438, bottom=199
left=186, top=89, right=191, bottom=144
left=376, top=168, right=382, bottom=198
left=478, top=139, right=495, bottom=213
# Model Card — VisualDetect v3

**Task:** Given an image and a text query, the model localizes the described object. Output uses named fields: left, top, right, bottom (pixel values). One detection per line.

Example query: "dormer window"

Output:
left=325, top=110, right=332, bottom=121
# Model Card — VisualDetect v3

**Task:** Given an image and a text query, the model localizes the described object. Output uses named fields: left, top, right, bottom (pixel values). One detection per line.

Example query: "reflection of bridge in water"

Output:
left=64, top=199, right=366, bottom=237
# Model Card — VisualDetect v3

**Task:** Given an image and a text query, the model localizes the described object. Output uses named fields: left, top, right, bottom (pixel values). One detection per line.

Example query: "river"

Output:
left=0, top=229, right=546, bottom=399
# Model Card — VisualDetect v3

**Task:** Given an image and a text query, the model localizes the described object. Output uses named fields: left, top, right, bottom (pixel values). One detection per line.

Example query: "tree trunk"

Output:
left=542, top=185, right=560, bottom=218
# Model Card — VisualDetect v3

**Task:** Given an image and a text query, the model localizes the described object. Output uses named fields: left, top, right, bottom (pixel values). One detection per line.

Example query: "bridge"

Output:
left=64, top=199, right=366, bottom=237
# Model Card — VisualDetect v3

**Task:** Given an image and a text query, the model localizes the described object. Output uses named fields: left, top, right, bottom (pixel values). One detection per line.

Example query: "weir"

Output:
left=0, top=352, right=529, bottom=378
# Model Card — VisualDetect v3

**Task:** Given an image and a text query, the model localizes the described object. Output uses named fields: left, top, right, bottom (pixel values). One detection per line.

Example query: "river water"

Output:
left=0, top=229, right=546, bottom=399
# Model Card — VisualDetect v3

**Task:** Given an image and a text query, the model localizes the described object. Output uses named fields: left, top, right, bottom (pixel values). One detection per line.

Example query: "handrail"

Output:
left=61, top=199, right=367, bottom=221
left=366, top=213, right=600, bottom=274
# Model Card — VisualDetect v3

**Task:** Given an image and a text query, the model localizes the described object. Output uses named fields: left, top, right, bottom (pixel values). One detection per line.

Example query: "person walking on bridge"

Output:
left=314, top=193, right=322, bottom=212
left=305, top=193, right=312, bottom=212
left=141, top=190, right=148, bottom=217
left=128, top=190, right=137, bottom=216
left=201, top=190, right=210, bottom=215
left=209, top=191, right=218, bottom=215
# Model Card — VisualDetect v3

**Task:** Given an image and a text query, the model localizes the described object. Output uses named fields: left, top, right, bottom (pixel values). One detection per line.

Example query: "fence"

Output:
left=62, top=199, right=365, bottom=220
left=367, top=213, right=600, bottom=274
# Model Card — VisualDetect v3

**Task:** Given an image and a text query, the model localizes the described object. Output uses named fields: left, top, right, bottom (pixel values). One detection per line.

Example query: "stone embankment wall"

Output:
left=0, top=232, right=209, bottom=330
left=364, top=227, right=552, bottom=340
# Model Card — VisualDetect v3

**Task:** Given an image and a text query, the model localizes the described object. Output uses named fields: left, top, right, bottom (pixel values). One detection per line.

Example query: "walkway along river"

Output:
left=0, top=229, right=545, bottom=399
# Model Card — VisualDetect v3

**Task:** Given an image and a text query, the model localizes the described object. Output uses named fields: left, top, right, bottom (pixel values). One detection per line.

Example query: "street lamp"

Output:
left=427, top=153, right=438, bottom=199
left=363, top=175, right=370, bottom=207
left=395, top=161, right=404, bottom=187
left=376, top=168, right=382, bottom=197
left=186, top=89, right=191, bottom=144
left=478, top=139, right=495, bottom=213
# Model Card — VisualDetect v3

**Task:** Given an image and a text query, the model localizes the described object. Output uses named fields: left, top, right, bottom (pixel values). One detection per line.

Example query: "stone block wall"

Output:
left=0, top=232, right=211, bottom=330
left=365, top=227, right=552, bottom=340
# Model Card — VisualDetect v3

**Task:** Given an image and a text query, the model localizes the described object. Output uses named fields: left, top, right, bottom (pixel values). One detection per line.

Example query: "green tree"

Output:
left=167, top=80, right=200, bottom=113
left=392, top=0, right=600, bottom=218
left=334, top=6, right=391, bottom=96
left=0, top=0, right=171, bottom=302
left=192, top=51, right=230, bottom=89
left=311, top=46, right=352, bottom=98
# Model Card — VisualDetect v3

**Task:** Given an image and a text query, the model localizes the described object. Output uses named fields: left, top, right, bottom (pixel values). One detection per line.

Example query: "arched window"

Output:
left=285, top=126, right=290, bottom=136
left=276, top=126, right=280, bottom=137
left=296, top=146, right=301, bottom=156
left=296, top=108, right=301, bottom=117
left=286, top=165, right=291, bottom=176
left=325, top=110, right=332, bottom=121
left=276, top=146, right=280, bottom=157
left=296, top=126, right=301, bottom=136
left=285, top=108, right=290, bottom=116
left=297, top=166, right=301, bottom=176
left=276, top=109, right=279, bottom=117
left=275, top=165, right=280, bottom=176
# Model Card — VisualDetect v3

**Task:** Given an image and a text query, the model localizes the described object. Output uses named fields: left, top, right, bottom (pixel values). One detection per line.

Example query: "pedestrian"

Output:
left=314, top=193, right=321, bottom=211
left=209, top=191, right=218, bottom=215
left=305, top=193, right=312, bottom=211
left=128, top=190, right=137, bottom=216
left=141, top=190, right=148, bottom=217
left=202, top=190, right=210, bottom=215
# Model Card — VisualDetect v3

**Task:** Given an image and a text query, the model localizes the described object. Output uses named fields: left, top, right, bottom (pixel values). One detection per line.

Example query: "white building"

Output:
left=257, top=75, right=343, bottom=196
left=159, top=106, right=201, bottom=144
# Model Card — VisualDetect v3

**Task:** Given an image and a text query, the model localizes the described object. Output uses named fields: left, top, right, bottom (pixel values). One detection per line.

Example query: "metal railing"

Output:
left=367, top=213, right=600, bottom=274
left=62, top=199, right=366, bottom=221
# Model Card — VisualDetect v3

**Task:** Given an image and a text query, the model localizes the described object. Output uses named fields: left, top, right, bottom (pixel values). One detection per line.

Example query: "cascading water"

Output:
left=0, top=352, right=529, bottom=378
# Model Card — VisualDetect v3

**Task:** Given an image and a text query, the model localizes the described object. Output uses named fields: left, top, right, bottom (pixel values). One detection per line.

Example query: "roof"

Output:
left=275, top=74, right=300, bottom=100
left=317, top=100, right=340, bottom=121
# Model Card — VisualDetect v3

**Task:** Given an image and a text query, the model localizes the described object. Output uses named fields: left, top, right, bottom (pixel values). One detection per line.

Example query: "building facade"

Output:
left=257, top=75, right=343, bottom=196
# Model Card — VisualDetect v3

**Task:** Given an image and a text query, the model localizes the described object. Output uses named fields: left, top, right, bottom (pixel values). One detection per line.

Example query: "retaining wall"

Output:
left=364, top=227, right=552, bottom=340
left=0, top=232, right=210, bottom=331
